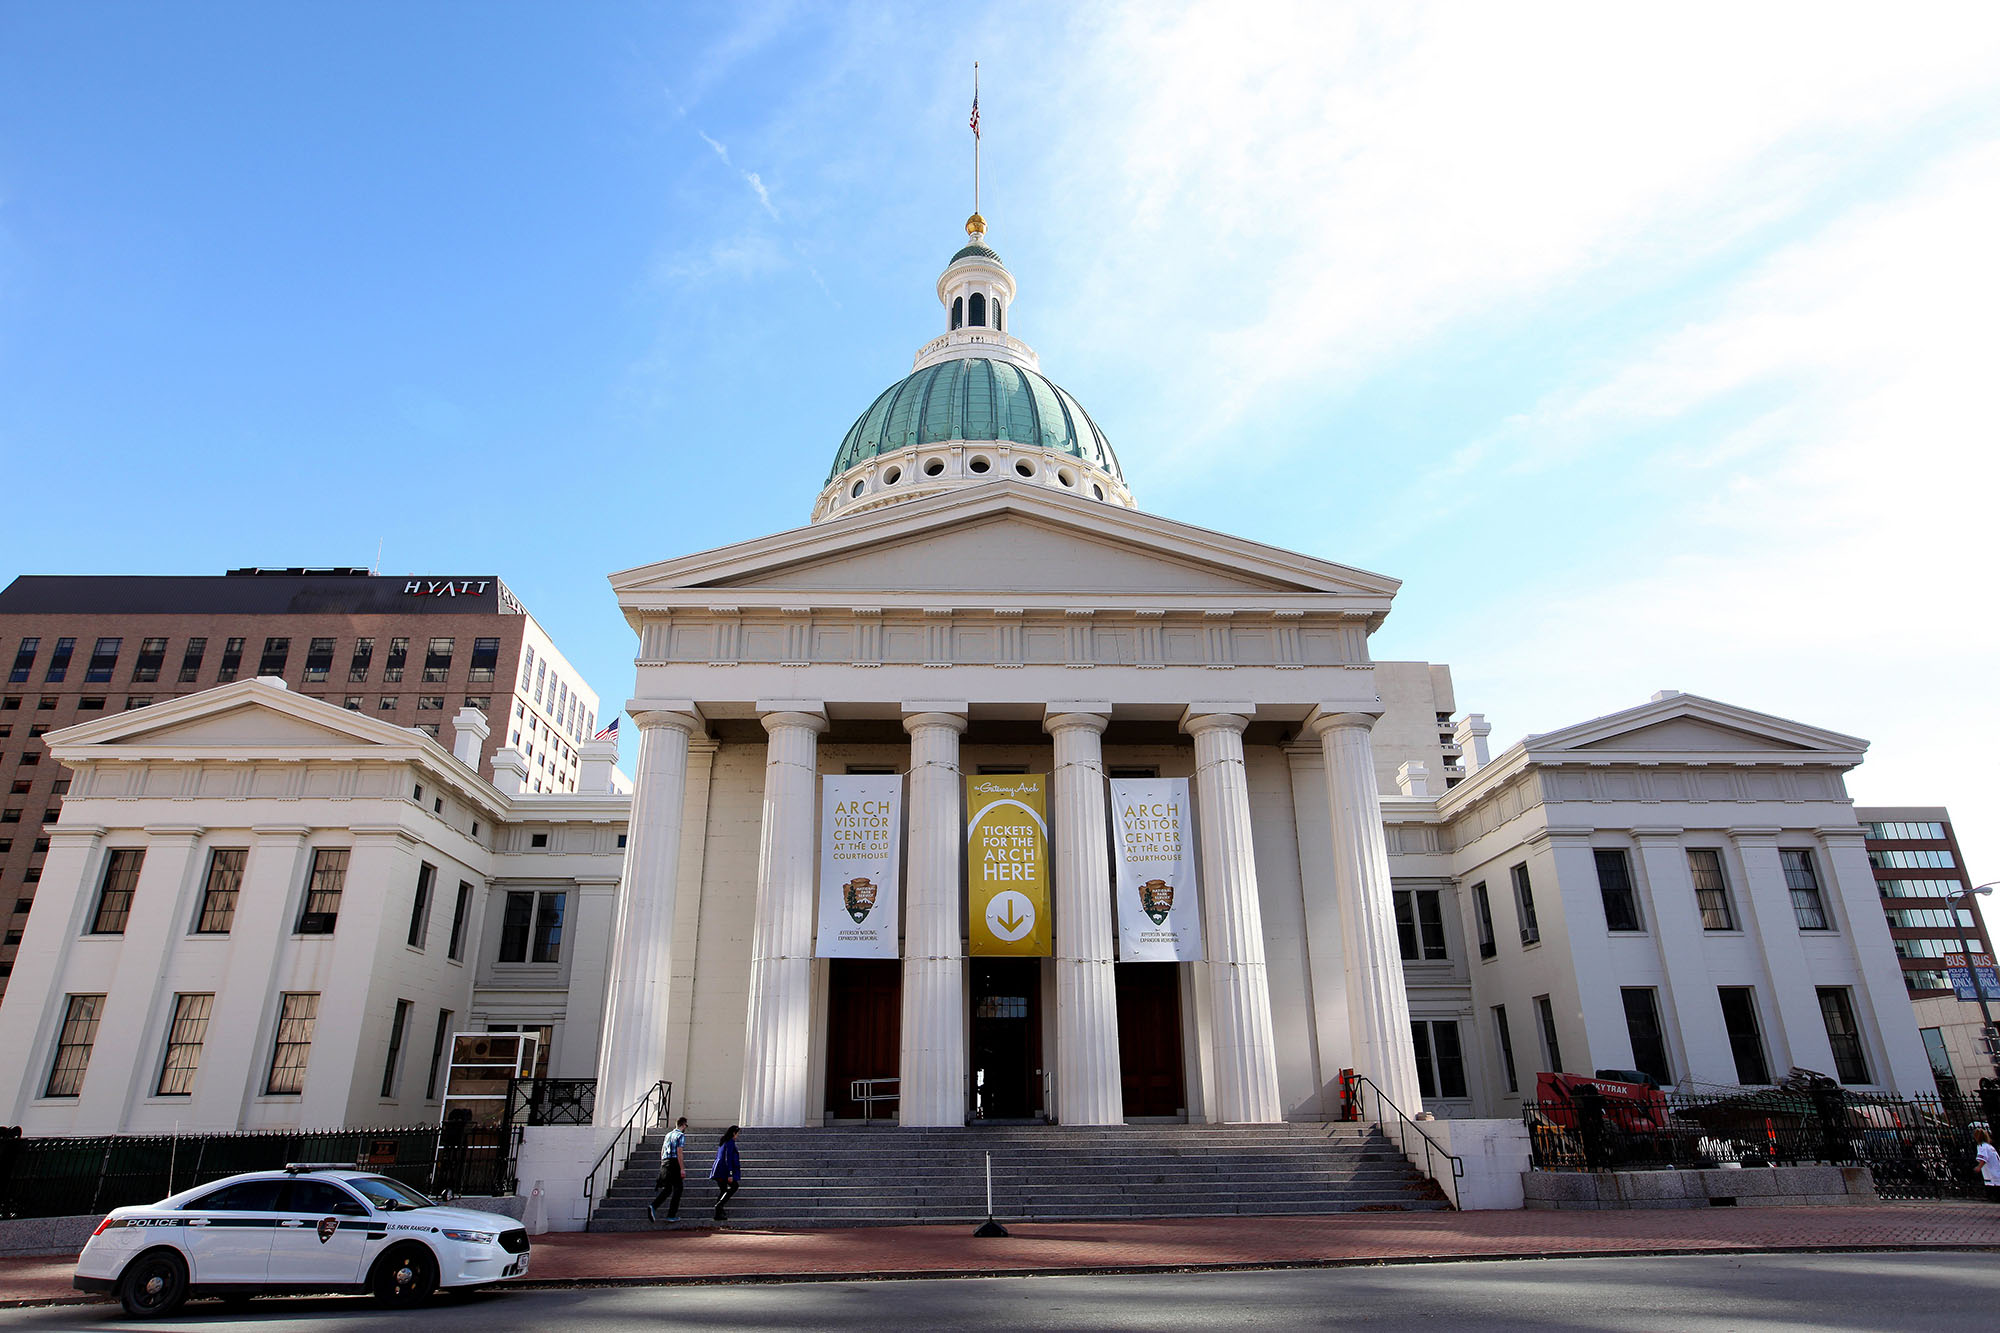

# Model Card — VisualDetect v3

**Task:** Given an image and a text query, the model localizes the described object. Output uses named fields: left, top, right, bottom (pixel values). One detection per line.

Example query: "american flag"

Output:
left=970, top=93, right=979, bottom=139
left=592, top=716, right=620, bottom=742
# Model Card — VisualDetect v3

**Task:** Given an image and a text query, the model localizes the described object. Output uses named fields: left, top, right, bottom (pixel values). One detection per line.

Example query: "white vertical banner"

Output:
left=1110, top=777, right=1204, bottom=961
left=816, top=774, right=903, bottom=958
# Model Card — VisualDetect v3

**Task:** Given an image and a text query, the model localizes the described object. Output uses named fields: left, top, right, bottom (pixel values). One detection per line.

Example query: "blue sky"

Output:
left=4, top=3, right=1999, bottom=893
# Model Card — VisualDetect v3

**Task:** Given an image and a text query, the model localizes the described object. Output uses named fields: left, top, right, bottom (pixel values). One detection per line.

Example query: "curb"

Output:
left=8, top=1241, right=2000, bottom=1308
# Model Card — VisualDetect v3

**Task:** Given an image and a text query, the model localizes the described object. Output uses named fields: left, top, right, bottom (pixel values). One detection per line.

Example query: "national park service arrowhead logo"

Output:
left=843, top=877, right=878, bottom=924
left=1139, top=879, right=1174, bottom=926
left=317, top=1216, right=339, bottom=1244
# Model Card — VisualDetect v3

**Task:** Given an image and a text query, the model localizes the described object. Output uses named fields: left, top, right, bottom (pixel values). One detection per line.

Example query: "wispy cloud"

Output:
left=697, top=130, right=780, bottom=220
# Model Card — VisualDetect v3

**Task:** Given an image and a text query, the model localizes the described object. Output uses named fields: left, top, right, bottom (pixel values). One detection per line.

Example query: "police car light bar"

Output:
left=281, top=1162, right=359, bottom=1174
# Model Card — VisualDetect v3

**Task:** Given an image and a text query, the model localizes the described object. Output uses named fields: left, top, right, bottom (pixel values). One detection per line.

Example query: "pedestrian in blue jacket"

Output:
left=710, top=1125, right=742, bottom=1222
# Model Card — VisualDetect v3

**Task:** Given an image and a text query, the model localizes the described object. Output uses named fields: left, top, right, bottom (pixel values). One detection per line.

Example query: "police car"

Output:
left=73, top=1164, right=529, bottom=1317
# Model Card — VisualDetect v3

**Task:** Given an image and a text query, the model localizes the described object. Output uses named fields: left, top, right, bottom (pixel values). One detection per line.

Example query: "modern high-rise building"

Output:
left=1856, top=806, right=1995, bottom=1093
left=0, top=568, right=605, bottom=991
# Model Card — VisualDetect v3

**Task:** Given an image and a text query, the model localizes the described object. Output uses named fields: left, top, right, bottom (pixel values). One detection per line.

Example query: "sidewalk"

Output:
left=6, top=1203, right=1999, bottom=1306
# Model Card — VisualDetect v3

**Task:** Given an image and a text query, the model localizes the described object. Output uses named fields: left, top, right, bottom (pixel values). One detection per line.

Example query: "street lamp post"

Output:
left=1951, top=881, right=1999, bottom=1082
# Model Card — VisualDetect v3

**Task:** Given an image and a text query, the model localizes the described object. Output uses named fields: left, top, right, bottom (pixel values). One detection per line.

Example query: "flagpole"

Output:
left=973, top=62, right=981, bottom=218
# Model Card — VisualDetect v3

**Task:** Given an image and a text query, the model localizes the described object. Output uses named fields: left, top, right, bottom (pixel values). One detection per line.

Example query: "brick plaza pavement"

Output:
left=6, top=1203, right=1999, bottom=1306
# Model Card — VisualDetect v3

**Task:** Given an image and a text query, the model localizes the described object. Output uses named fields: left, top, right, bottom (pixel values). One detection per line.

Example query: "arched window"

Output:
left=969, top=292, right=986, bottom=327
left=951, top=297, right=963, bottom=330
left=992, top=301, right=1002, bottom=331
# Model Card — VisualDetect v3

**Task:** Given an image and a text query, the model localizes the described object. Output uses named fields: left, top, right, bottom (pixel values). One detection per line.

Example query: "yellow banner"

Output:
left=966, top=773, right=1051, bottom=956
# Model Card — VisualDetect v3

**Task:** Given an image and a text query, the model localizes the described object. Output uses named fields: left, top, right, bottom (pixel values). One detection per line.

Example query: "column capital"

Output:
left=903, top=709, right=969, bottom=735
left=140, top=824, right=207, bottom=841
left=760, top=709, right=828, bottom=736
left=1044, top=709, right=1110, bottom=736
left=250, top=824, right=313, bottom=842
left=627, top=701, right=705, bottom=734
left=1632, top=827, right=1688, bottom=842
left=1304, top=705, right=1384, bottom=738
left=1730, top=826, right=1783, bottom=844
left=1181, top=706, right=1252, bottom=736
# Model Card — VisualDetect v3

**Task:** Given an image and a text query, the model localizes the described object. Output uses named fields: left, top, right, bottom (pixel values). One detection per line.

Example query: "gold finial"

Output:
left=965, top=212, right=987, bottom=239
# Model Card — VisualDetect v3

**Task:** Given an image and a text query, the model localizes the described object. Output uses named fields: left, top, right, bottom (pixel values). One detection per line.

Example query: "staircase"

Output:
left=591, top=1123, right=1450, bottom=1230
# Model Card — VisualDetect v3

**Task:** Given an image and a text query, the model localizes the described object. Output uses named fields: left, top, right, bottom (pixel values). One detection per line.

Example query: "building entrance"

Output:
left=1115, top=962, right=1187, bottom=1119
left=823, top=959, right=901, bottom=1120
left=971, top=958, right=1044, bottom=1122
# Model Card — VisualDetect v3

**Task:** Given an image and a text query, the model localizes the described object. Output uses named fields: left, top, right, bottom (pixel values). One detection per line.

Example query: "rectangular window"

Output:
left=519, top=644, right=536, bottom=688
left=348, top=637, right=374, bottom=682
left=534, top=660, right=546, bottom=704
left=1472, top=882, right=1496, bottom=959
left=378, top=696, right=398, bottom=711
left=77, top=697, right=104, bottom=712
left=83, top=637, right=122, bottom=683
left=1535, top=994, right=1564, bottom=1073
left=257, top=637, right=289, bottom=677
left=422, top=637, right=454, bottom=683
left=1867, top=848, right=1956, bottom=870
left=407, top=863, right=435, bottom=949
left=1410, top=1020, right=1468, bottom=1099
left=425, top=1009, right=453, bottom=1100
left=1782, top=849, right=1830, bottom=930
left=1493, top=1005, right=1518, bottom=1094
left=132, top=637, right=167, bottom=683
left=498, top=890, right=567, bottom=963
left=448, top=881, right=473, bottom=961
left=265, top=993, right=318, bottom=1095
left=45, top=637, right=75, bottom=682
left=296, top=848, right=348, bottom=934
left=1593, top=848, right=1642, bottom=932
left=1717, top=986, right=1771, bottom=1085
left=1620, top=987, right=1672, bottom=1086
left=177, top=637, right=207, bottom=683
left=417, top=695, right=445, bottom=711
left=91, top=849, right=145, bottom=933
left=464, top=695, right=490, bottom=712
left=302, top=637, right=335, bottom=683
left=216, top=637, right=244, bottom=682
left=1511, top=863, right=1540, bottom=945
left=1817, top=987, right=1870, bottom=1084
left=468, top=637, right=499, bottom=683
left=1688, top=849, right=1737, bottom=930
left=383, top=637, right=409, bottom=682
left=1393, top=889, right=1448, bottom=961
left=8, top=638, right=38, bottom=683
left=155, top=993, right=214, bottom=1096
left=381, top=999, right=412, bottom=1097
left=44, top=994, right=104, bottom=1097
left=1921, top=1026, right=1956, bottom=1091
left=194, top=848, right=245, bottom=933
left=1867, top=821, right=1948, bottom=841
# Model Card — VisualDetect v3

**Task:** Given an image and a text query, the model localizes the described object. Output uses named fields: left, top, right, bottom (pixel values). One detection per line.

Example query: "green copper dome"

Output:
left=829, top=358, right=1123, bottom=483
left=951, top=241, right=1002, bottom=264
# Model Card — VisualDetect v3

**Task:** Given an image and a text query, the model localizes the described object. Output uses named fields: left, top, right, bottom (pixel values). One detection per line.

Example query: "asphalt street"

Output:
left=4, top=1251, right=1993, bottom=1331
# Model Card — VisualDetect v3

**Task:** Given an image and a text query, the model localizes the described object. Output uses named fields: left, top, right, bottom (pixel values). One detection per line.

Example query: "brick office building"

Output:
left=0, top=567, right=605, bottom=993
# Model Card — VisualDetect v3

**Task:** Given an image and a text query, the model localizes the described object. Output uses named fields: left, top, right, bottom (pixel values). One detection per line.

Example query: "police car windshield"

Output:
left=343, top=1176, right=436, bottom=1211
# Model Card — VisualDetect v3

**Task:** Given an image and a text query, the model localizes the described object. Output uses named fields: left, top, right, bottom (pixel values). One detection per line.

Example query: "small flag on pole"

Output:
left=592, top=716, right=620, bottom=742
left=970, top=92, right=980, bottom=139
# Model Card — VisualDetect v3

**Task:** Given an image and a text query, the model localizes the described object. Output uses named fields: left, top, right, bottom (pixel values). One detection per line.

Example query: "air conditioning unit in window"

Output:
left=297, top=912, right=338, bottom=935
left=1520, top=927, right=1540, bottom=946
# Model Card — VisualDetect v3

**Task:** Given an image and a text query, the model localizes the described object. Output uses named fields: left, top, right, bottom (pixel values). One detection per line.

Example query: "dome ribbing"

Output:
left=828, top=358, right=1122, bottom=483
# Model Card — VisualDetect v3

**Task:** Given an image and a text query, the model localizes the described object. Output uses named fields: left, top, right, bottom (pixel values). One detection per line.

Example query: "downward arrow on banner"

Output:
left=996, top=902, right=1027, bottom=934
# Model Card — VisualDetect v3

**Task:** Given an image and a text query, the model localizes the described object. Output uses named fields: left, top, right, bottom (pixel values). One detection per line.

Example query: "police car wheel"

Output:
left=370, top=1244, right=438, bottom=1307
left=116, top=1248, right=189, bottom=1319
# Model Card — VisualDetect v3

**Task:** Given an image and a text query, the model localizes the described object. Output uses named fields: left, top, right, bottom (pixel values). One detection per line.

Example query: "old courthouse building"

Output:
left=0, top=212, right=1941, bottom=1194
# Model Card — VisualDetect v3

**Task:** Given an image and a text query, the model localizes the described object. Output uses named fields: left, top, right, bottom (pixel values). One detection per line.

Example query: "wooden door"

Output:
left=824, top=959, right=902, bottom=1119
left=1116, top=963, right=1186, bottom=1118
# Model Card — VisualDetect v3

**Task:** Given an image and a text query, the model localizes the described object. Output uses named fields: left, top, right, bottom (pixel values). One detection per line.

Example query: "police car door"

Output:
left=269, top=1180, right=372, bottom=1285
left=179, top=1179, right=282, bottom=1284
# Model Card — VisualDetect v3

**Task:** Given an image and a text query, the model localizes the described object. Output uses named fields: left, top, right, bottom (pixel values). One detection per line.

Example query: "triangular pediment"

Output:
left=611, top=485, right=1400, bottom=605
left=1527, top=693, right=1867, bottom=759
left=45, top=677, right=430, bottom=755
left=110, top=703, right=380, bottom=749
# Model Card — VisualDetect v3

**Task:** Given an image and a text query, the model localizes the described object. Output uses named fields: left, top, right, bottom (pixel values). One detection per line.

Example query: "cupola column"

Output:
left=1045, top=708, right=1124, bottom=1125
left=594, top=705, right=703, bottom=1125
left=739, top=707, right=829, bottom=1126
left=1183, top=710, right=1284, bottom=1123
left=1306, top=708, right=1425, bottom=1117
left=899, top=709, right=970, bottom=1126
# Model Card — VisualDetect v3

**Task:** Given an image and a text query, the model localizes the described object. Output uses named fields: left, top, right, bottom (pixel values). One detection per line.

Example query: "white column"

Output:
left=593, top=705, right=701, bottom=1125
left=900, top=709, right=968, bottom=1126
left=1307, top=708, right=1424, bottom=1116
left=1045, top=709, right=1123, bottom=1125
left=1184, top=712, right=1283, bottom=1123
left=739, top=708, right=828, bottom=1127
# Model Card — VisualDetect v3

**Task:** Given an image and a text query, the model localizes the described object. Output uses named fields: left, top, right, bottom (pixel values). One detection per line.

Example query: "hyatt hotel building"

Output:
left=0, top=568, right=603, bottom=993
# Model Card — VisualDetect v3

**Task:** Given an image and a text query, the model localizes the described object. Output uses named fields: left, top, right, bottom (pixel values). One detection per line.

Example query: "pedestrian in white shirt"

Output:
left=1975, top=1128, right=2000, bottom=1203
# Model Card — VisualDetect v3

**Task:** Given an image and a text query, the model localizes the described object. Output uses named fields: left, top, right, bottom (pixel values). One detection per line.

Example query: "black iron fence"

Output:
left=507, top=1077, right=595, bottom=1127
left=1525, top=1082, right=2000, bottom=1200
left=0, top=1122, right=522, bottom=1220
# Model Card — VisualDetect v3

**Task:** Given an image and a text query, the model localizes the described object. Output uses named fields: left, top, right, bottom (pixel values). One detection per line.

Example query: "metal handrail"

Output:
left=849, top=1077, right=900, bottom=1123
left=582, top=1080, right=672, bottom=1226
left=1353, top=1074, right=1464, bottom=1209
